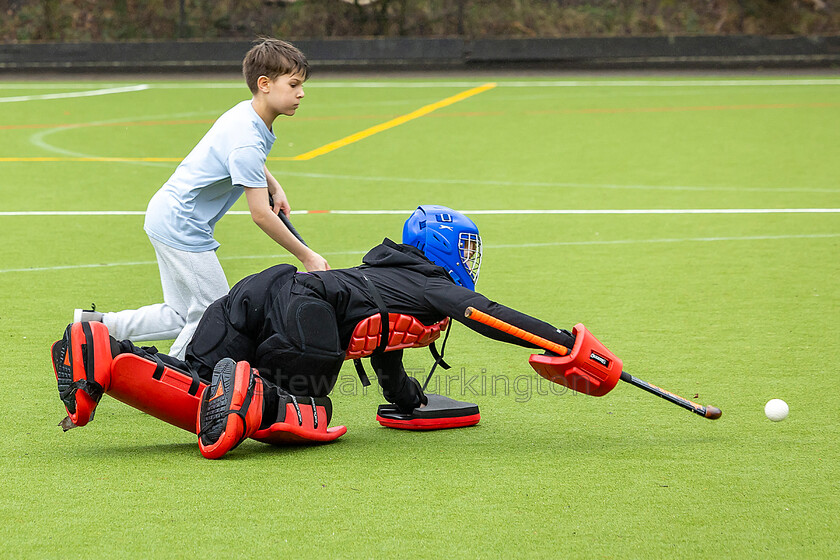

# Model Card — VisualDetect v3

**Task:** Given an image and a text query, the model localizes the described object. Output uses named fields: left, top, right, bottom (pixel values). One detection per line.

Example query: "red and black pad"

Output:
left=252, top=394, right=346, bottom=445
left=197, top=358, right=264, bottom=460
left=376, top=393, right=480, bottom=430
left=346, top=313, right=449, bottom=359
left=51, top=321, right=113, bottom=429
left=528, top=323, right=623, bottom=397
left=109, top=353, right=207, bottom=433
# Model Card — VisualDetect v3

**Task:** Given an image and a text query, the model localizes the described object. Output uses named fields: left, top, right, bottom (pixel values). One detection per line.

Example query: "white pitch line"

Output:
left=145, top=79, right=840, bottom=89
left=0, top=249, right=367, bottom=274
left=2, top=208, right=839, bottom=217
left=0, top=211, right=148, bottom=216
left=273, top=171, right=840, bottom=194
left=324, top=208, right=840, bottom=215
left=1, top=232, right=836, bottom=275
left=0, top=83, right=139, bottom=90
left=26, top=109, right=219, bottom=167
left=488, top=233, right=840, bottom=249
left=4, top=79, right=838, bottom=94
left=0, top=84, right=150, bottom=103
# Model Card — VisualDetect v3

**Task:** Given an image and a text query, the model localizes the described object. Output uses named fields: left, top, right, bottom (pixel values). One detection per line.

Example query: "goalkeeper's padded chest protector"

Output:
left=345, top=314, right=449, bottom=359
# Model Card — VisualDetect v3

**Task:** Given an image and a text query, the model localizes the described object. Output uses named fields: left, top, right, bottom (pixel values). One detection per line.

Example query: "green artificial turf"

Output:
left=0, top=75, right=838, bottom=558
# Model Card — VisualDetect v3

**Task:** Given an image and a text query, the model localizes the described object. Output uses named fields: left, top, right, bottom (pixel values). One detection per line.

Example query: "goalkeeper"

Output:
left=52, top=205, right=577, bottom=459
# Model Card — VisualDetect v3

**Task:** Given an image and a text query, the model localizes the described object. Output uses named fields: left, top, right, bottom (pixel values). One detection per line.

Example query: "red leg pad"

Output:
left=109, top=353, right=207, bottom=432
left=51, top=322, right=113, bottom=428
left=528, top=323, right=622, bottom=397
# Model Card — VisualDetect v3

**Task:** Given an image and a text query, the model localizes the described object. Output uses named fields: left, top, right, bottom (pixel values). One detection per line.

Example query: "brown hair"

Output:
left=242, top=38, right=310, bottom=94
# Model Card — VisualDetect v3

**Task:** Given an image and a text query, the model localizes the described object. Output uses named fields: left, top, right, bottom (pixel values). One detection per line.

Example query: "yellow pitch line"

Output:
left=291, top=82, right=497, bottom=161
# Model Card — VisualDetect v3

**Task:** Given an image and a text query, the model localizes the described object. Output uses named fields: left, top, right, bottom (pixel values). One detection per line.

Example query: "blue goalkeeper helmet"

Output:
left=402, top=205, right=482, bottom=290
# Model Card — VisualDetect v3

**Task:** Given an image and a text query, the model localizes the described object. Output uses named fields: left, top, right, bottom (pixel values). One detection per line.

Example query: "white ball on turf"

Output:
left=765, top=399, right=789, bottom=422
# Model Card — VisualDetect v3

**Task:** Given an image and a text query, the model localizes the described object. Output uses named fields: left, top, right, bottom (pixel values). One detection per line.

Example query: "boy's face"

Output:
left=259, top=72, right=306, bottom=116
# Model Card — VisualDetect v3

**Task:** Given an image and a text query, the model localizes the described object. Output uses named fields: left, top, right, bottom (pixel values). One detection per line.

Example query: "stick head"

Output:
left=704, top=406, right=722, bottom=420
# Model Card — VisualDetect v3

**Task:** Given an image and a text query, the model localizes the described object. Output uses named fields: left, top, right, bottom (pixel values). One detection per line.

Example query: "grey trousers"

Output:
left=102, top=237, right=229, bottom=359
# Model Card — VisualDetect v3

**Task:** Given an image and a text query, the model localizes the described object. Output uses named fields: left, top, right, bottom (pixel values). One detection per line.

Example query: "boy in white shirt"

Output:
left=76, top=38, right=329, bottom=359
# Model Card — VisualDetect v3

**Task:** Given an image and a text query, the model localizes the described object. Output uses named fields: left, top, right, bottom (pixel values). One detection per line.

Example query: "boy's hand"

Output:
left=268, top=185, right=290, bottom=217
left=265, top=166, right=290, bottom=216
left=271, top=185, right=292, bottom=216
left=301, top=250, right=330, bottom=272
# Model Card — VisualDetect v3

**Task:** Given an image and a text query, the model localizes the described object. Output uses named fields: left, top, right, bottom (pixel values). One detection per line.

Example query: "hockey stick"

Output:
left=269, top=194, right=307, bottom=247
left=464, top=306, right=721, bottom=420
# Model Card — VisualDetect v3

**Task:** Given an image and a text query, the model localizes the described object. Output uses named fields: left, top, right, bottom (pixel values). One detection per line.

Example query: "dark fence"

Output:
left=1, top=35, right=838, bottom=72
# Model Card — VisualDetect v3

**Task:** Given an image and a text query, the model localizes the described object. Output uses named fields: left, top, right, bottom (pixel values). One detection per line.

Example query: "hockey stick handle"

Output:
left=268, top=194, right=308, bottom=247
left=278, top=211, right=307, bottom=247
left=619, top=371, right=722, bottom=419
left=464, top=306, right=570, bottom=356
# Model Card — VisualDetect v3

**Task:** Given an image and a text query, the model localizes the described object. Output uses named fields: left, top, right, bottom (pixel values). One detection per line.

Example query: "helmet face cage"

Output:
left=459, top=231, right=482, bottom=286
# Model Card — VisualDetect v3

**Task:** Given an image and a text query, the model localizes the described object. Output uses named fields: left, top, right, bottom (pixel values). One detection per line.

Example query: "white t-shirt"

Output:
left=144, top=100, right=276, bottom=252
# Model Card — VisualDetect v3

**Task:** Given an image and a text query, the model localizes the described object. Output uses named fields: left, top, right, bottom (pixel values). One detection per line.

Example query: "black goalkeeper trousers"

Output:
left=183, top=265, right=345, bottom=397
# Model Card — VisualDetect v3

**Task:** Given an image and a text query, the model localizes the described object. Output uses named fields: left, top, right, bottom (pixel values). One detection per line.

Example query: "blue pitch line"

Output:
left=1, top=233, right=837, bottom=275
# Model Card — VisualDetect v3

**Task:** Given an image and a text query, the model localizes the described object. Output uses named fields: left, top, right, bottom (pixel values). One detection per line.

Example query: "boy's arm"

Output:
left=264, top=166, right=290, bottom=217
left=243, top=186, right=330, bottom=271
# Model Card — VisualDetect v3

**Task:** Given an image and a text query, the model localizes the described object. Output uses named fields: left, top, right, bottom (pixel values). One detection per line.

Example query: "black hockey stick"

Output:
left=268, top=194, right=307, bottom=246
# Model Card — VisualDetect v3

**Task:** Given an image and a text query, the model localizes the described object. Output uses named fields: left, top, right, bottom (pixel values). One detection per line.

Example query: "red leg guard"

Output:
left=528, top=323, right=623, bottom=397
left=51, top=322, right=113, bottom=429
left=109, top=353, right=207, bottom=433
left=252, top=395, right=347, bottom=445
left=197, top=359, right=264, bottom=460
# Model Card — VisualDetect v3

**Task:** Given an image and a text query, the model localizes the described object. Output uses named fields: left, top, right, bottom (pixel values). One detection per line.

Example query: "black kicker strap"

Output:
left=81, top=322, right=96, bottom=385
left=151, top=353, right=202, bottom=396
left=353, top=274, right=391, bottom=388
left=428, top=340, right=451, bottom=371
left=67, top=322, right=104, bottom=412
left=151, top=356, right=165, bottom=380
left=423, top=321, right=453, bottom=391
left=362, top=274, right=390, bottom=354
left=353, top=359, right=371, bottom=387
